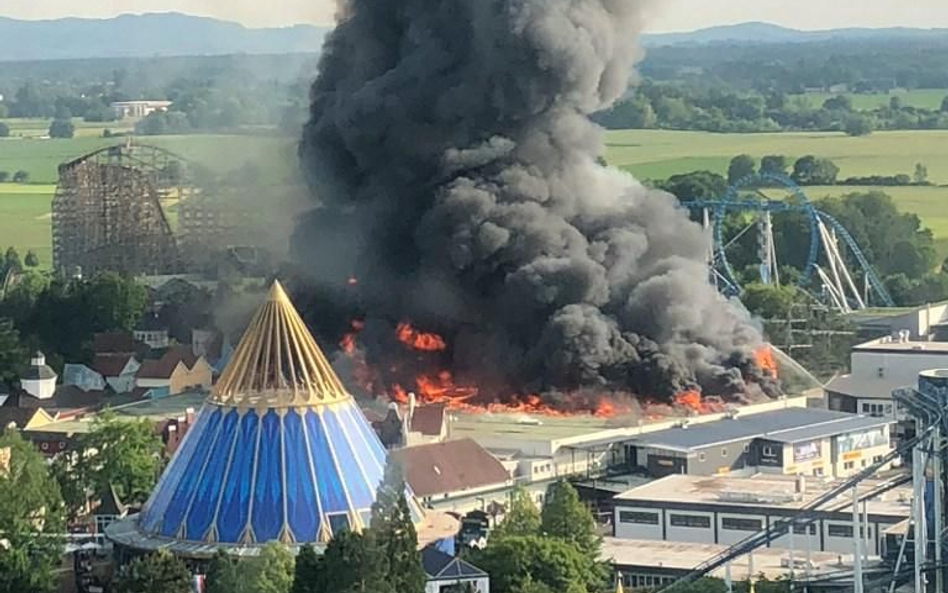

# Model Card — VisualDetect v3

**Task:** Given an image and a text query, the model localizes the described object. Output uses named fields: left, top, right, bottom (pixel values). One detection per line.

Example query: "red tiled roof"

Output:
left=93, top=332, right=138, bottom=354
left=136, top=347, right=199, bottom=380
left=92, top=354, right=134, bottom=378
left=410, top=403, right=446, bottom=436
left=391, top=439, right=510, bottom=498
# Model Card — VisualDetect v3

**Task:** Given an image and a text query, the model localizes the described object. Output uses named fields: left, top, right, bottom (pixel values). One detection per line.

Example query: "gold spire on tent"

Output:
left=211, top=281, right=351, bottom=408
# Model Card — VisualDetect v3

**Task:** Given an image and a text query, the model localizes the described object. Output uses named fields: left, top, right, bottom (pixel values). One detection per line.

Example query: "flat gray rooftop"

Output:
left=766, top=415, right=889, bottom=444
left=631, top=408, right=874, bottom=451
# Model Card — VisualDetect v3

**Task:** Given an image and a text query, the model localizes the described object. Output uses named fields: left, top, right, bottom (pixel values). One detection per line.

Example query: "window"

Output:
left=698, top=452, right=706, bottom=462
left=743, top=444, right=750, bottom=453
left=813, top=467, right=825, bottom=477
left=828, top=524, right=853, bottom=538
left=844, top=461, right=855, bottom=470
left=619, top=511, right=659, bottom=525
left=763, top=446, right=776, bottom=457
left=722, top=517, right=763, bottom=532
left=792, top=523, right=817, bottom=535
left=721, top=448, right=728, bottom=458
left=874, top=455, right=884, bottom=464
left=669, top=514, right=711, bottom=529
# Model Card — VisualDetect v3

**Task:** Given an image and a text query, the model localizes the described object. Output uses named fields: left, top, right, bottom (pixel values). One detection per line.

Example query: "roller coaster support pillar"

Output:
left=852, top=485, right=864, bottom=593
left=935, top=423, right=944, bottom=593
left=914, top=443, right=928, bottom=593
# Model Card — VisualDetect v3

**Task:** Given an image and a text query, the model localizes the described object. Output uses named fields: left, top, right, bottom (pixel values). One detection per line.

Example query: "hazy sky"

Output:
left=3, top=0, right=948, bottom=31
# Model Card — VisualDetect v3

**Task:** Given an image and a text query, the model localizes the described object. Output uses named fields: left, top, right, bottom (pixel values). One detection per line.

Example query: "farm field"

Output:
left=605, top=129, right=948, bottom=184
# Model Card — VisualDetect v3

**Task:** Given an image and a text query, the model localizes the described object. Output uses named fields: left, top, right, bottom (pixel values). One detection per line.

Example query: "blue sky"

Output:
left=2, top=0, right=948, bottom=31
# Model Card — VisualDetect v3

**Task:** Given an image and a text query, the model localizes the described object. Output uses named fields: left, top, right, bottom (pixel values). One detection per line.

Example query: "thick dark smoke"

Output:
left=295, top=0, right=775, bottom=401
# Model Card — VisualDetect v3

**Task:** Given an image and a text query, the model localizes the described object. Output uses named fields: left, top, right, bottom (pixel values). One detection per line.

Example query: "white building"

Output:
left=826, top=335, right=948, bottom=421
left=110, top=100, right=173, bottom=119
left=20, top=352, right=57, bottom=400
left=612, top=473, right=910, bottom=557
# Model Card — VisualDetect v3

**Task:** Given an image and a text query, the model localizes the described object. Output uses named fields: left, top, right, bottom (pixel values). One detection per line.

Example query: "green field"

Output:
left=792, top=89, right=948, bottom=111
left=0, top=133, right=298, bottom=268
left=606, top=129, right=948, bottom=184
left=0, top=184, right=56, bottom=267
left=1, top=118, right=134, bottom=139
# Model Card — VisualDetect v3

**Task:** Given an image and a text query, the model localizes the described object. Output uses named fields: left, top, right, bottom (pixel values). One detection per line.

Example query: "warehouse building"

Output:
left=612, top=473, right=911, bottom=556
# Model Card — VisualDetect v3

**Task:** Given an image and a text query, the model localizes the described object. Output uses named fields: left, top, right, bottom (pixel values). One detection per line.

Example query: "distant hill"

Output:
left=644, top=21, right=948, bottom=47
left=0, top=13, right=328, bottom=61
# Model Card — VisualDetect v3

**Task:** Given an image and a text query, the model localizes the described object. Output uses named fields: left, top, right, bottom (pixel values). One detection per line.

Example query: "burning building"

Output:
left=52, top=143, right=188, bottom=276
left=292, top=0, right=778, bottom=414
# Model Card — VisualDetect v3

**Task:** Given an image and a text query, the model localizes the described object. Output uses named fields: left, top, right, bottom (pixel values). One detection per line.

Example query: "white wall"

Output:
left=21, top=378, right=56, bottom=400
left=664, top=510, right=715, bottom=544
left=851, top=350, right=948, bottom=394
left=614, top=507, right=664, bottom=541
left=426, top=577, right=489, bottom=593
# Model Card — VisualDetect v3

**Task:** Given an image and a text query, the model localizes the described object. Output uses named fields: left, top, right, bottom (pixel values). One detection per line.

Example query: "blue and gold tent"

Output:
left=129, top=281, right=422, bottom=548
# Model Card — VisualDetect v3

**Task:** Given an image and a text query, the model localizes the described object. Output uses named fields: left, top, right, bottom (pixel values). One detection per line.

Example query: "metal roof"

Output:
left=764, top=415, right=890, bottom=444
left=823, top=374, right=904, bottom=400
left=630, top=408, right=871, bottom=451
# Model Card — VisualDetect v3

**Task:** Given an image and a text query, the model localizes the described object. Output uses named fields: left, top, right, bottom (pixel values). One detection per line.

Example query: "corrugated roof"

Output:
left=824, top=374, right=903, bottom=400
left=392, top=438, right=510, bottom=498
left=631, top=408, right=869, bottom=451
left=765, top=415, right=890, bottom=444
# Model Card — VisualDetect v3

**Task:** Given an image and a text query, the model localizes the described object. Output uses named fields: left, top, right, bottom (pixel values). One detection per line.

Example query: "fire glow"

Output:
left=339, top=319, right=781, bottom=419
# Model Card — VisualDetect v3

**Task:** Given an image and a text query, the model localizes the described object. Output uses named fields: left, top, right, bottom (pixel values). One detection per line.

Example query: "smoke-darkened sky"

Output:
left=3, top=0, right=948, bottom=31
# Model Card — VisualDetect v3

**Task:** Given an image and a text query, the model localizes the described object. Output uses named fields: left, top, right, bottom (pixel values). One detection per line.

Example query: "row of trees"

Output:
left=0, top=170, right=31, bottom=183
left=0, top=271, right=148, bottom=384
left=595, top=81, right=948, bottom=134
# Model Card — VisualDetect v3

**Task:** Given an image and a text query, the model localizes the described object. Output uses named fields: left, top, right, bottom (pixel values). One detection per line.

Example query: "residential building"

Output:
left=136, top=348, right=213, bottom=396
left=393, top=438, right=512, bottom=513
left=134, top=311, right=170, bottom=350
left=422, top=546, right=489, bottom=593
left=612, top=474, right=910, bottom=556
left=110, top=100, right=172, bottom=119
left=0, top=400, right=56, bottom=431
left=20, top=351, right=57, bottom=400
left=91, top=354, right=141, bottom=393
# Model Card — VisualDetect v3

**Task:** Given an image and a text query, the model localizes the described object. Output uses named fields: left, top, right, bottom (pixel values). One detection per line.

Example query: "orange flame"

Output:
left=339, top=319, right=365, bottom=355
left=673, top=390, right=704, bottom=413
left=396, top=322, right=447, bottom=352
left=754, top=345, right=778, bottom=380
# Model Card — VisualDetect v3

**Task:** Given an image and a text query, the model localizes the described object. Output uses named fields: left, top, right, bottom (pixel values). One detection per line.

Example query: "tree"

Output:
left=740, top=283, right=800, bottom=319
left=469, top=535, right=599, bottom=593
left=4, top=247, right=22, bottom=274
left=759, top=155, right=788, bottom=177
left=941, top=95, right=948, bottom=113
left=80, top=272, right=148, bottom=332
left=492, top=485, right=541, bottom=538
left=658, top=171, right=727, bottom=202
left=206, top=550, right=242, bottom=593
left=914, top=163, right=929, bottom=185
left=245, top=543, right=296, bottom=593
left=0, top=430, right=66, bottom=593
left=540, top=481, right=601, bottom=560
left=791, top=155, right=839, bottom=185
left=23, top=250, right=39, bottom=268
left=371, top=462, right=426, bottom=593
left=727, top=154, right=757, bottom=185
left=0, top=122, right=9, bottom=138
left=889, top=96, right=903, bottom=111
left=0, top=172, right=8, bottom=183
left=290, top=545, right=322, bottom=593
left=72, top=410, right=163, bottom=505
left=822, top=95, right=852, bottom=111
left=12, top=170, right=29, bottom=184
left=844, top=115, right=874, bottom=136
left=0, top=319, right=26, bottom=386
left=48, top=118, right=75, bottom=139
left=112, top=550, right=192, bottom=593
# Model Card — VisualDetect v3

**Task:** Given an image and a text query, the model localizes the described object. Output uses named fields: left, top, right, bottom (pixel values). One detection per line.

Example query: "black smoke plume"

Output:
left=295, top=0, right=775, bottom=402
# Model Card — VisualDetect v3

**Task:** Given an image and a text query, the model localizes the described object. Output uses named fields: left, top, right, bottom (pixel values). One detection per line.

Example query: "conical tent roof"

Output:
left=136, top=281, right=421, bottom=547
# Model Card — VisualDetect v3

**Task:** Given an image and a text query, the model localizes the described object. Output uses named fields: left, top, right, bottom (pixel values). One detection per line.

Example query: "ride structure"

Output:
left=685, top=173, right=895, bottom=313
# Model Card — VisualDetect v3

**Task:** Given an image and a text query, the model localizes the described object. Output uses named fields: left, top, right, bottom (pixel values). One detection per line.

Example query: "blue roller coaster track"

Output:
left=684, top=172, right=895, bottom=308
